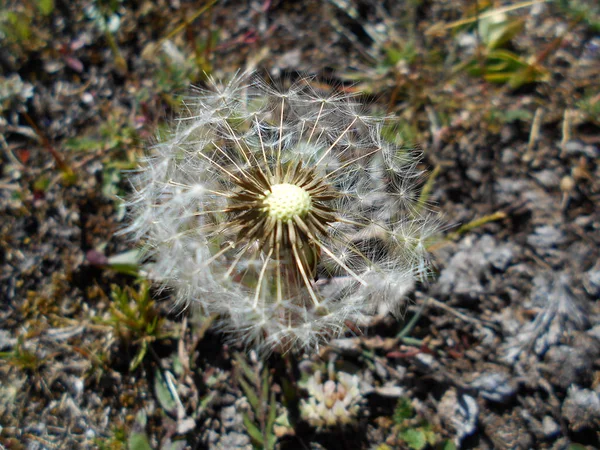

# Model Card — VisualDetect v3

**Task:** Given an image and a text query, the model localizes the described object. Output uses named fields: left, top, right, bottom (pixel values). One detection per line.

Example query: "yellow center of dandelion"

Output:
left=263, top=183, right=311, bottom=222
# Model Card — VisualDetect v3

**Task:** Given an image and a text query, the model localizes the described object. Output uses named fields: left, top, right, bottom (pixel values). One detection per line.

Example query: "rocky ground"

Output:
left=1, top=0, right=599, bottom=449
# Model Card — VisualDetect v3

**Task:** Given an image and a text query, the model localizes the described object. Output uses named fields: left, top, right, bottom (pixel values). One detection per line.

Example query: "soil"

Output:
left=1, top=0, right=599, bottom=449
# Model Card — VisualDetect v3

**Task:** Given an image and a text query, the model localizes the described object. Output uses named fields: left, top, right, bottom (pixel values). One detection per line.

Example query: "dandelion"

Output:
left=124, top=72, right=439, bottom=352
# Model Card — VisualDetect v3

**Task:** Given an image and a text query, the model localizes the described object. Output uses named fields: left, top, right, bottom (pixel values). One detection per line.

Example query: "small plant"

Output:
left=392, top=397, right=454, bottom=450
left=98, top=281, right=168, bottom=370
left=85, top=0, right=127, bottom=73
left=0, top=335, right=42, bottom=372
left=453, top=6, right=550, bottom=88
left=299, top=369, right=364, bottom=430
left=0, top=1, right=52, bottom=56
left=94, top=424, right=127, bottom=450
left=235, top=353, right=279, bottom=450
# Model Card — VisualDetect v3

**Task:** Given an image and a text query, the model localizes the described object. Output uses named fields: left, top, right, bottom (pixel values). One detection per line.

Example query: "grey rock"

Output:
left=0, top=330, right=16, bottom=350
left=584, top=266, right=600, bottom=297
left=502, top=272, right=590, bottom=361
left=533, top=170, right=560, bottom=188
left=543, top=337, right=599, bottom=388
left=485, top=245, right=514, bottom=271
left=563, top=140, right=599, bottom=158
left=220, top=405, right=239, bottom=430
left=438, top=389, right=479, bottom=444
left=470, top=372, right=517, bottom=403
left=436, top=235, right=514, bottom=297
left=436, top=236, right=486, bottom=296
left=542, top=416, right=560, bottom=438
left=414, top=353, right=436, bottom=370
left=215, top=432, right=252, bottom=450
left=562, top=386, right=600, bottom=432
left=527, top=225, right=567, bottom=250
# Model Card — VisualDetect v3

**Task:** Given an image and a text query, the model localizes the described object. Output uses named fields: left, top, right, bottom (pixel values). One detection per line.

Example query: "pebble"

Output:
left=542, top=416, right=560, bottom=438
left=526, top=225, right=567, bottom=249
left=563, top=140, right=599, bottom=158
left=562, top=386, right=600, bottom=432
left=470, top=372, right=517, bottom=403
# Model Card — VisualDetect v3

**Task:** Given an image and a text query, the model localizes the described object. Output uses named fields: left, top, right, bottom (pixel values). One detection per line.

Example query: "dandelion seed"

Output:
left=124, top=72, right=440, bottom=353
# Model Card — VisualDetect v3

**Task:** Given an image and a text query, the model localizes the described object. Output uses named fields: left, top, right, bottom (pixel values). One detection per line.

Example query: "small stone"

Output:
left=470, top=372, right=516, bottom=403
left=584, top=267, right=600, bottom=297
left=414, top=353, right=435, bottom=369
left=217, top=431, right=252, bottom=449
left=221, top=405, right=239, bottom=429
left=176, top=417, right=196, bottom=434
left=562, top=386, right=600, bottom=432
left=533, top=170, right=559, bottom=188
left=374, top=385, right=405, bottom=397
left=438, top=389, right=478, bottom=444
left=543, top=337, right=599, bottom=388
left=81, top=92, right=94, bottom=105
left=563, top=140, right=599, bottom=158
left=527, top=225, right=567, bottom=249
left=0, top=330, right=16, bottom=350
left=542, top=416, right=559, bottom=438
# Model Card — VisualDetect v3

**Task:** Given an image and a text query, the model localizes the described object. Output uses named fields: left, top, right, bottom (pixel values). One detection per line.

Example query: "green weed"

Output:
left=0, top=336, right=42, bottom=372
left=235, top=353, right=279, bottom=450
left=96, top=281, right=168, bottom=371
left=393, top=397, right=455, bottom=450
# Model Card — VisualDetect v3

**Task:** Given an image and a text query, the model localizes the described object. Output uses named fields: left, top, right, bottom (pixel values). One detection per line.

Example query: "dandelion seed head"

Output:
left=124, top=72, right=440, bottom=353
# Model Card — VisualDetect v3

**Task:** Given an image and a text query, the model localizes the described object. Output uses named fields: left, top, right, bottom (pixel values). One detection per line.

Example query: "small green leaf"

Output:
left=33, top=175, right=51, bottom=193
left=36, top=0, right=54, bottom=15
left=154, top=369, right=178, bottom=415
left=266, top=390, right=277, bottom=433
left=64, top=137, right=100, bottom=152
left=128, top=410, right=152, bottom=450
left=441, top=440, right=457, bottom=450
left=242, top=412, right=264, bottom=446
left=129, top=340, right=147, bottom=371
left=399, top=428, right=427, bottom=450
left=266, top=432, right=277, bottom=450
left=128, top=432, right=152, bottom=450
left=235, top=354, right=257, bottom=384
left=107, top=249, right=141, bottom=275
left=261, top=368, right=270, bottom=405
left=238, top=376, right=260, bottom=412
left=394, top=397, right=415, bottom=423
